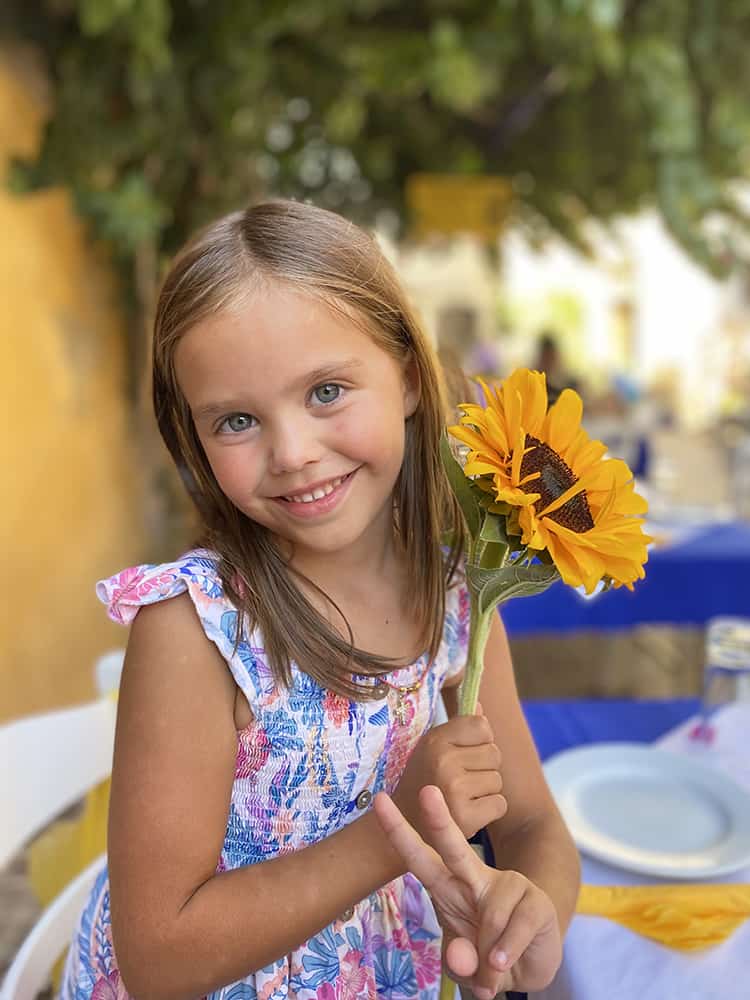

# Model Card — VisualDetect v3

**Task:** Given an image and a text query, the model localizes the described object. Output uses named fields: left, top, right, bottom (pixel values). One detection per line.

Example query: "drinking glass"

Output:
left=691, top=617, right=750, bottom=744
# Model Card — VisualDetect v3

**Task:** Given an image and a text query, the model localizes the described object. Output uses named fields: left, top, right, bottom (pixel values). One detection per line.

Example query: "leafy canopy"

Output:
left=5, top=0, right=750, bottom=281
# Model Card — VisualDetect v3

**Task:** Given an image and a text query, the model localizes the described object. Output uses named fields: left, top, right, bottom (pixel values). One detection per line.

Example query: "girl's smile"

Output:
left=272, top=467, right=359, bottom=519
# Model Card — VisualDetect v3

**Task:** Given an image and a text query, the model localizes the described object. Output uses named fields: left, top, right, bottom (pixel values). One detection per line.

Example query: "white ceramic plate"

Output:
left=544, top=742, right=750, bottom=878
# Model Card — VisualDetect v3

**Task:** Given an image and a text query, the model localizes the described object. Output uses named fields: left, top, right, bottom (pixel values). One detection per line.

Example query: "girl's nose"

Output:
left=267, top=419, right=322, bottom=475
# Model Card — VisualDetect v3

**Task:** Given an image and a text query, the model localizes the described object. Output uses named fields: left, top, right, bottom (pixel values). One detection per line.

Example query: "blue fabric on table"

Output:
left=522, top=697, right=701, bottom=762
left=501, top=522, right=750, bottom=636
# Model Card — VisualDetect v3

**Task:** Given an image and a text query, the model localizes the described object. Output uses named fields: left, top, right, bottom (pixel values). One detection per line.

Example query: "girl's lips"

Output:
left=272, top=469, right=357, bottom=519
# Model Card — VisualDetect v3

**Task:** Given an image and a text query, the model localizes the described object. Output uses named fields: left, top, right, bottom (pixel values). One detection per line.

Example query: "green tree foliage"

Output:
left=5, top=0, right=750, bottom=294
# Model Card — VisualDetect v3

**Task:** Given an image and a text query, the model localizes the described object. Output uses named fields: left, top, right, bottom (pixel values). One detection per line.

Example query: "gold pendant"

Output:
left=393, top=691, right=409, bottom=725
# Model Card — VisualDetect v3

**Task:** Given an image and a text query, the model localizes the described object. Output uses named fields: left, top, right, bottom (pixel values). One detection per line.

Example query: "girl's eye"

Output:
left=312, top=383, right=342, bottom=406
left=219, top=413, right=256, bottom=434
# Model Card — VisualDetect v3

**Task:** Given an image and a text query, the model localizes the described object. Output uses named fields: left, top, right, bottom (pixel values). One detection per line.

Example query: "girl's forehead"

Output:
left=181, top=289, right=371, bottom=361
left=173, top=286, right=405, bottom=402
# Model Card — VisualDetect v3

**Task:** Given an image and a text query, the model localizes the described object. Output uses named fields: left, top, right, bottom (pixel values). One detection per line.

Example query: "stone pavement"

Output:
left=0, top=849, right=43, bottom=987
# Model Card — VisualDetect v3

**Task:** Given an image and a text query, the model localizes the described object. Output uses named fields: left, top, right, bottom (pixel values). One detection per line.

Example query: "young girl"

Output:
left=60, top=200, right=579, bottom=1000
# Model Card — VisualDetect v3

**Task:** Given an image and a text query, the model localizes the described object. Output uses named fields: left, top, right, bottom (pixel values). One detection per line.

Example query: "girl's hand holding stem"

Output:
left=391, top=706, right=507, bottom=843
left=375, top=785, right=562, bottom=999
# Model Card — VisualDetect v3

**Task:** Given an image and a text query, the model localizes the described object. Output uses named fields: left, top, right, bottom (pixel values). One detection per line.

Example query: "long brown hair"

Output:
left=152, top=200, right=464, bottom=698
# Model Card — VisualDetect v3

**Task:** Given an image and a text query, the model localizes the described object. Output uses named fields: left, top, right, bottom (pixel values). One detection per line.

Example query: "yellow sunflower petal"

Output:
left=464, top=458, right=504, bottom=477
left=544, top=529, right=589, bottom=589
left=510, top=423, right=528, bottom=487
left=448, top=424, right=495, bottom=456
left=515, top=368, right=548, bottom=435
left=543, top=388, right=584, bottom=457
left=518, top=505, right=548, bottom=549
left=565, top=433, right=608, bottom=473
left=485, top=405, right=510, bottom=456
left=503, top=385, right=524, bottom=449
left=494, top=482, right=539, bottom=507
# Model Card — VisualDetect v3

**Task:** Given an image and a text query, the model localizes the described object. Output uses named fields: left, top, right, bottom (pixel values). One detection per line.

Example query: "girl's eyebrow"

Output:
left=301, top=357, right=364, bottom=387
left=192, top=358, right=364, bottom=420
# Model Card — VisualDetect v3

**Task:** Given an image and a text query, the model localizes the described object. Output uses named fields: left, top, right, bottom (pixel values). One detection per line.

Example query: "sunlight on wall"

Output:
left=0, top=53, right=146, bottom=721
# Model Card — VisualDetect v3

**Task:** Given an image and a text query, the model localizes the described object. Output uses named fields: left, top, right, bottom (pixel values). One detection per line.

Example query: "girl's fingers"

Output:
left=444, top=935, right=478, bottom=980
left=482, top=886, right=560, bottom=983
left=373, top=792, right=449, bottom=888
left=459, top=743, right=503, bottom=773
left=416, top=785, right=487, bottom=893
left=472, top=878, right=527, bottom=993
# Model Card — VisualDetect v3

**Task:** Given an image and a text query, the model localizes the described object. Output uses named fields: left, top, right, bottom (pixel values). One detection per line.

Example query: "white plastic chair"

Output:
left=94, top=649, right=125, bottom=698
left=1, top=653, right=123, bottom=999
left=0, top=695, right=117, bottom=870
left=0, top=854, right=106, bottom=1000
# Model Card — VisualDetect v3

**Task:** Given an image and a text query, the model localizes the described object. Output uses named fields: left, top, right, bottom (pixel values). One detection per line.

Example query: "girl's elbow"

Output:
left=118, top=966, right=193, bottom=1000
left=113, top=928, right=189, bottom=1000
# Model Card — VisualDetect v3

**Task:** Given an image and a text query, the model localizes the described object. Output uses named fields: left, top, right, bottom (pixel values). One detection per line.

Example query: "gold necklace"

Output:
left=375, top=660, right=431, bottom=725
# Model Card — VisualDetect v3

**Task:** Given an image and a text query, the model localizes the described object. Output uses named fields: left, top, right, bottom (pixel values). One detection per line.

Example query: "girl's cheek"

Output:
left=209, top=448, right=264, bottom=497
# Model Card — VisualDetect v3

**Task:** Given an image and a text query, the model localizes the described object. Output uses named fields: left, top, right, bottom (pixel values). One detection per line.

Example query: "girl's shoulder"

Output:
left=97, top=549, right=273, bottom=708
left=96, top=548, right=227, bottom=625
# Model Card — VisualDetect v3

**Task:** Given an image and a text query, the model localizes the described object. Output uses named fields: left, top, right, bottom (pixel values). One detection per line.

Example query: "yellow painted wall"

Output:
left=0, top=53, right=148, bottom=721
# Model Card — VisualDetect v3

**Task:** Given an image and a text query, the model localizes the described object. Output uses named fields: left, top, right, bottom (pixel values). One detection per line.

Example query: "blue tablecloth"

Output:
left=522, top=697, right=700, bottom=761
left=502, top=521, right=750, bottom=637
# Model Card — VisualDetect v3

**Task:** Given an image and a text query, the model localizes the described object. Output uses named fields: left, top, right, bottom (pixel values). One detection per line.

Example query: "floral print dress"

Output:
left=59, top=549, right=470, bottom=1000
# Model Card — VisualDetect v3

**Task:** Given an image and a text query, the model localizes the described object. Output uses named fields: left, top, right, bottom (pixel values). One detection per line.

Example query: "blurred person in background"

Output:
left=532, top=331, right=581, bottom=404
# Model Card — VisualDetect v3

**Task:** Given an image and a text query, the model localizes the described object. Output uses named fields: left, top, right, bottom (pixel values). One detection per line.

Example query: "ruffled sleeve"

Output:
left=96, top=550, right=272, bottom=711
left=96, top=550, right=223, bottom=625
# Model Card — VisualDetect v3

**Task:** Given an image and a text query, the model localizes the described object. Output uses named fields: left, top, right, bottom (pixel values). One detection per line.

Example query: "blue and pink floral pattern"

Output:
left=60, top=549, right=469, bottom=999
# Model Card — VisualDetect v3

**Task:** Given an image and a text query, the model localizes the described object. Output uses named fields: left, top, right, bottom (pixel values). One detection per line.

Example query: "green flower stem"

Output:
left=438, top=599, right=496, bottom=1000
left=458, top=601, right=495, bottom=716
left=439, top=971, right=456, bottom=1000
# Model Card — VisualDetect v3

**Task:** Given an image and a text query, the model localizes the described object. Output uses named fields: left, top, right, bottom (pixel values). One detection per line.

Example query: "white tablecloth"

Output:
left=531, top=704, right=750, bottom=1000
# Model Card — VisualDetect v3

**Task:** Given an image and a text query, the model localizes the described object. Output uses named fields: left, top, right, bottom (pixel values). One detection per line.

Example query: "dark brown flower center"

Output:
left=519, top=435, right=594, bottom=532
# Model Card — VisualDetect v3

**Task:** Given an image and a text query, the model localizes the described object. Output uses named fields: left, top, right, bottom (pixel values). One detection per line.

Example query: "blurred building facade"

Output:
left=1, top=51, right=146, bottom=721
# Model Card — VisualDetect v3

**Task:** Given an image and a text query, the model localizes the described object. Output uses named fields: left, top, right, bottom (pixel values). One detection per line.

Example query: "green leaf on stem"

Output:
left=440, top=431, right=482, bottom=539
left=479, top=540, right=510, bottom=569
left=477, top=563, right=560, bottom=614
left=475, top=513, right=510, bottom=568
left=479, top=513, right=509, bottom=543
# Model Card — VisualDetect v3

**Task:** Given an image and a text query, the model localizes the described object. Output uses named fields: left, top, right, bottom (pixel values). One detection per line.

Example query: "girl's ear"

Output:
left=402, top=355, right=421, bottom=418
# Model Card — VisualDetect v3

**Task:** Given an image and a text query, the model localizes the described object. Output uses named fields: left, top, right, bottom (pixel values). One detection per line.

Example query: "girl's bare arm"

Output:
left=108, top=594, right=404, bottom=1000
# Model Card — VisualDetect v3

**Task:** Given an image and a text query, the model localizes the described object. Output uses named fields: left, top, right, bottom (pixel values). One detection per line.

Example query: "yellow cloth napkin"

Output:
left=577, top=882, right=750, bottom=951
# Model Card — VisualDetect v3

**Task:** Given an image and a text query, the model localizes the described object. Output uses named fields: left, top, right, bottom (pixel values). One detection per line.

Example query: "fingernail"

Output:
left=472, top=989, right=494, bottom=1000
left=492, top=948, right=509, bottom=969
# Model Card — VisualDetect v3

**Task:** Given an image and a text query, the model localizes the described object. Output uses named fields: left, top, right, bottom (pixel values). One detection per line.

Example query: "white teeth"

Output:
left=283, top=474, right=347, bottom=503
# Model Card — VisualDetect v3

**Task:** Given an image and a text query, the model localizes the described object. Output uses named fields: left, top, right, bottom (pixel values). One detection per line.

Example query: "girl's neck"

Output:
left=287, top=522, right=401, bottom=598
left=290, top=530, right=422, bottom=662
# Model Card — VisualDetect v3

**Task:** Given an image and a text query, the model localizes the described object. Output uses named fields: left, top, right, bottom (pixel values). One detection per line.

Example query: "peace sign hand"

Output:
left=374, top=785, right=562, bottom=999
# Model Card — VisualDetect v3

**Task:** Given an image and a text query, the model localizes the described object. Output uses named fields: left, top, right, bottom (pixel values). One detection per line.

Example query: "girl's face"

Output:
left=174, top=283, right=419, bottom=564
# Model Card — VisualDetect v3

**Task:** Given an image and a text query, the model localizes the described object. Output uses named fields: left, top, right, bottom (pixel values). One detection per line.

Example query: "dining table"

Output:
left=502, top=520, right=750, bottom=637
left=520, top=697, right=750, bottom=1000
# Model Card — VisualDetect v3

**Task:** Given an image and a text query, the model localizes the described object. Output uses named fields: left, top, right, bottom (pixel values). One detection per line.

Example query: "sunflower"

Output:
left=449, top=368, right=652, bottom=594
